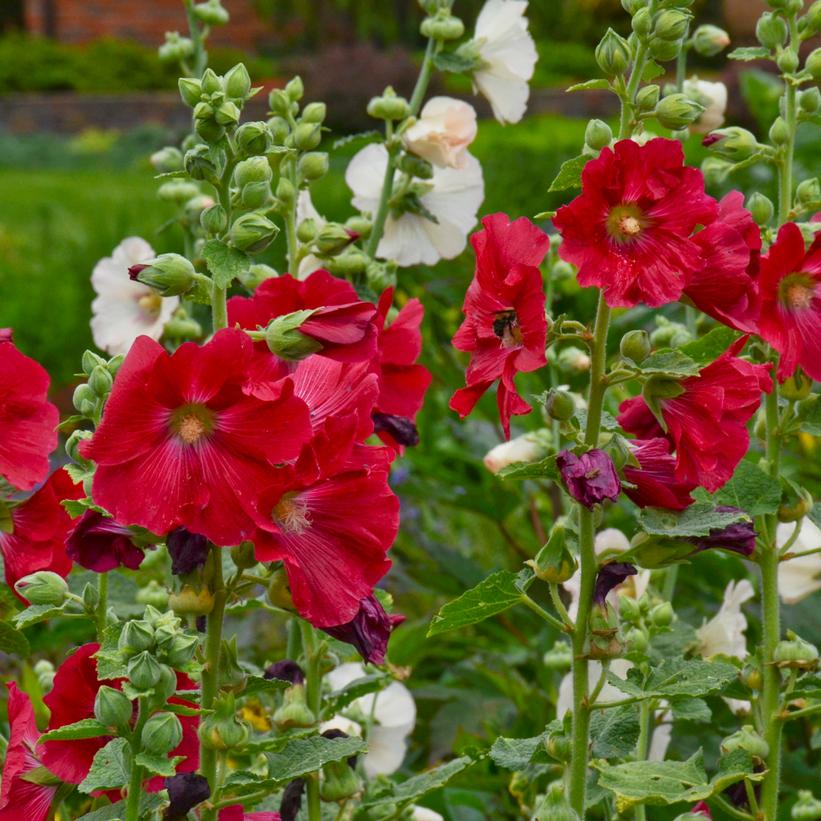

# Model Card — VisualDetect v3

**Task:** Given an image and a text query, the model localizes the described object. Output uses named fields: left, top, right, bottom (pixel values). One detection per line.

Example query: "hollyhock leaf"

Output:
left=728, top=46, right=770, bottom=61
left=75, top=795, right=165, bottom=821
left=590, top=704, right=641, bottom=759
left=548, top=153, right=588, bottom=192
left=679, top=327, right=741, bottom=367
left=639, top=503, right=749, bottom=539
left=570, top=408, right=620, bottom=434
left=607, top=658, right=738, bottom=700
left=489, top=734, right=547, bottom=770
left=566, top=78, right=611, bottom=92
left=711, top=460, right=782, bottom=517
left=95, top=622, right=130, bottom=679
left=0, top=621, right=30, bottom=657
left=323, top=674, right=390, bottom=717
left=427, top=568, right=535, bottom=637
left=433, top=50, right=478, bottom=73
left=797, top=396, right=821, bottom=435
left=203, top=239, right=250, bottom=289
left=497, top=454, right=559, bottom=481
left=262, top=735, right=365, bottom=783
left=243, top=676, right=291, bottom=698
left=13, top=604, right=67, bottom=630
left=632, top=350, right=699, bottom=377
left=134, top=752, right=184, bottom=777
left=791, top=672, right=821, bottom=700
left=78, top=737, right=131, bottom=794
left=40, top=719, right=111, bottom=742
left=641, top=60, right=665, bottom=81
left=361, top=756, right=474, bottom=807
left=671, top=698, right=712, bottom=724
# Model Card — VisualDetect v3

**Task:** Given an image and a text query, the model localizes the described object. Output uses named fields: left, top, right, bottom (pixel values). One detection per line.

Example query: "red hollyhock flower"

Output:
left=371, top=290, right=432, bottom=449
left=618, top=341, right=772, bottom=492
left=553, top=138, right=717, bottom=308
left=251, top=417, right=398, bottom=628
left=450, top=213, right=551, bottom=437
left=623, top=438, right=695, bottom=511
left=65, top=510, right=145, bottom=573
left=0, top=332, right=59, bottom=491
left=1, top=468, right=82, bottom=601
left=0, top=684, right=58, bottom=821
left=757, top=222, right=821, bottom=382
left=684, top=192, right=761, bottom=333
left=79, top=330, right=311, bottom=546
left=321, top=594, right=405, bottom=664
left=40, top=643, right=198, bottom=787
left=227, top=270, right=377, bottom=362
left=557, top=448, right=621, bottom=508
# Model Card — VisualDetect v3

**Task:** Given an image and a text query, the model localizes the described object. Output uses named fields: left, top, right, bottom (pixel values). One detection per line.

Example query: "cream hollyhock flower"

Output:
left=696, top=579, right=754, bottom=658
left=683, top=77, right=728, bottom=134
left=483, top=432, right=548, bottom=474
left=402, top=97, right=478, bottom=169
left=411, top=808, right=444, bottom=821
left=323, top=662, right=416, bottom=778
left=90, top=237, right=179, bottom=356
left=346, top=143, right=484, bottom=267
left=472, top=0, right=537, bottom=124
left=778, top=518, right=821, bottom=604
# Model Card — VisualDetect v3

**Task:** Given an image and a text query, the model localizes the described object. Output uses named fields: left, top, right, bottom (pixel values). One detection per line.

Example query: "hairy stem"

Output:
left=124, top=697, right=149, bottom=821
left=301, top=622, right=324, bottom=821
left=634, top=699, right=653, bottom=821
left=96, top=571, right=108, bottom=638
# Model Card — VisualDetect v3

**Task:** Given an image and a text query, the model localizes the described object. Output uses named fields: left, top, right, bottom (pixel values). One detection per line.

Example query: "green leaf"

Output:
left=433, top=50, right=478, bottom=73
left=791, top=672, right=821, bottom=701
left=242, top=675, right=290, bottom=698
left=798, top=395, right=821, bottom=435
left=639, top=503, right=749, bottom=539
left=134, top=752, right=184, bottom=777
left=76, top=795, right=165, bottom=821
left=642, top=60, right=665, bottom=81
left=79, top=738, right=131, bottom=794
left=728, top=46, right=770, bottom=61
left=202, top=239, right=250, bottom=289
left=571, top=408, right=620, bottom=433
left=323, top=673, right=389, bottom=717
left=548, top=154, right=589, bottom=192
left=591, top=704, right=640, bottom=758
left=595, top=749, right=756, bottom=807
left=632, top=349, right=699, bottom=377
left=497, top=455, right=558, bottom=481
left=671, top=698, right=712, bottom=724
left=40, top=718, right=112, bottom=742
left=265, top=735, right=366, bottom=781
left=679, top=327, right=739, bottom=366
left=607, top=658, right=738, bottom=700
left=13, top=604, right=67, bottom=629
left=427, top=568, right=535, bottom=637
left=95, top=622, right=129, bottom=679
left=566, top=78, right=610, bottom=92
left=712, top=459, right=782, bottom=517
left=490, top=734, right=545, bottom=770
left=0, top=620, right=30, bottom=657
left=362, top=757, right=474, bottom=807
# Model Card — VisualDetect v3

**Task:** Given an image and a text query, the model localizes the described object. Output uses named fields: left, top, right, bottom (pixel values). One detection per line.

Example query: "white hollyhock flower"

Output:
left=323, top=663, right=416, bottom=778
left=402, top=96, right=478, bottom=169
left=696, top=579, right=754, bottom=659
left=90, top=237, right=179, bottom=356
left=472, top=0, right=537, bottom=124
left=346, top=143, right=484, bottom=267
left=411, top=808, right=444, bottom=821
left=483, top=432, right=547, bottom=474
left=778, top=518, right=821, bottom=604
left=683, top=77, right=728, bottom=134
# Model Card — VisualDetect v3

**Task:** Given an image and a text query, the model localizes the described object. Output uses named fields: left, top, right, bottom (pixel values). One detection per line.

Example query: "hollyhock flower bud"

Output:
left=234, top=156, right=272, bottom=187
left=273, top=684, right=317, bottom=729
left=66, top=510, right=145, bottom=573
left=654, top=9, right=691, bottom=40
left=184, top=144, right=219, bottom=182
left=584, top=119, right=612, bottom=152
left=158, top=179, right=200, bottom=204
left=136, top=580, right=169, bottom=609
left=792, top=791, right=821, bottom=821
left=636, top=84, right=660, bottom=113
left=702, top=126, right=759, bottom=161
left=230, top=540, right=256, bottom=570
left=201, top=203, right=228, bottom=235
left=165, top=634, right=200, bottom=669
left=648, top=35, right=680, bottom=61
left=692, top=23, right=729, bottom=56
left=797, top=178, right=821, bottom=205
left=403, top=97, right=478, bottom=169
left=321, top=594, right=404, bottom=664
left=129, top=254, right=195, bottom=298
left=265, top=311, right=325, bottom=360
left=321, top=756, right=362, bottom=802
left=167, top=528, right=209, bottom=576
left=160, top=32, right=194, bottom=63
left=302, top=101, right=327, bottom=124
left=291, top=122, right=322, bottom=151
left=224, top=63, right=251, bottom=101
left=620, top=329, right=651, bottom=363
left=557, top=449, right=621, bottom=509
left=14, top=571, right=68, bottom=606
left=169, top=585, right=216, bottom=617
left=142, top=712, right=184, bottom=755
left=166, top=773, right=211, bottom=818
left=200, top=696, right=250, bottom=751
left=596, top=28, right=631, bottom=76
left=229, top=212, right=279, bottom=254
left=94, top=685, right=132, bottom=730
left=773, top=631, right=819, bottom=670
left=119, top=620, right=155, bottom=657
left=420, top=13, right=465, bottom=40
left=193, top=0, right=229, bottom=26
left=314, top=223, right=358, bottom=256
left=770, top=117, right=790, bottom=146
left=544, top=388, right=577, bottom=421
left=747, top=191, right=774, bottom=226
left=721, top=725, right=769, bottom=760
left=527, top=519, right=578, bottom=584
left=367, top=88, right=411, bottom=121
left=656, top=93, right=705, bottom=130
left=128, top=651, right=164, bottom=689
left=151, top=146, right=183, bottom=172
left=285, top=75, right=304, bottom=100
left=235, top=121, right=271, bottom=157
left=632, top=7, right=652, bottom=37
left=264, top=660, right=305, bottom=685
left=298, top=151, right=330, bottom=182
left=484, top=432, right=549, bottom=474
left=757, top=12, right=788, bottom=48
left=649, top=601, right=674, bottom=627
left=178, top=77, right=202, bottom=107
left=593, top=562, right=637, bottom=606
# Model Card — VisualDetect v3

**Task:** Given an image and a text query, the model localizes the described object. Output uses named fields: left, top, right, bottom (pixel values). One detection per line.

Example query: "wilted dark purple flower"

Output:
left=594, top=562, right=637, bottom=605
left=557, top=448, right=621, bottom=509
left=372, top=413, right=420, bottom=447
left=280, top=778, right=306, bottom=821
left=321, top=594, right=405, bottom=664
left=686, top=506, right=756, bottom=557
left=164, top=772, right=210, bottom=819
left=65, top=510, right=145, bottom=573
left=167, top=527, right=209, bottom=575
left=264, top=659, right=305, bottom=685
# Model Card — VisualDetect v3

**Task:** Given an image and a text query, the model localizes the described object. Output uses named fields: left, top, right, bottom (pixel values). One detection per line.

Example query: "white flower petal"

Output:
left=363, top=724, right=409, bottom=777
left=557, top=659, right=632, bottom=719
left=696, top=579, right=754, bottom=659
left=346, top=143, right=389, bottom=210
left=326, top=662, right=367, bottom=692
left=778, top=518, right=821, bottom=604
left=411, top=808, right=445, bottom=821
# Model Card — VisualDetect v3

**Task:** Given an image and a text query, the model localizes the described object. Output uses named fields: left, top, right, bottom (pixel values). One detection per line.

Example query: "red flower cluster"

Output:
left=80, top=270, right=430, bottom=631
left=450, top=213, right=551, bottom=437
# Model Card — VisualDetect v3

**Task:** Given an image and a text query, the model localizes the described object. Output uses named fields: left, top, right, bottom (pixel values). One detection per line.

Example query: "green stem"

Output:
left=522, top=594, right=568, bottom=633
left=633, top=700, right=653, bottom=821
left=567, top=294, right=612, bottom=815
left=211, top=285, right=227, bottom=331
left=409, top=39, right=436, bottom=117
left=124, top=698, right=149, bottom=821
left=301, top=622, right=323, bottom=821
left=618, top=42, right=649, bottom=139
left=184, top=0, right=208, bottom=78
left=96, top=572, right=108, bottom=638
left=199, top=548, right=227, bottom=821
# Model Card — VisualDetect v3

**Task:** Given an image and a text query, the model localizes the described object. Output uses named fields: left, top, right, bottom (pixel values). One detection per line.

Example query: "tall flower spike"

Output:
left=450, top=212, right=550, bottom=437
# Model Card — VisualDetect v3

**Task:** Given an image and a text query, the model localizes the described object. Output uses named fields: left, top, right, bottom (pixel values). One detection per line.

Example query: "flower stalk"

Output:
left=124, top=697, right=149, bottom=821
left=301, top=621, right=324, bottom=821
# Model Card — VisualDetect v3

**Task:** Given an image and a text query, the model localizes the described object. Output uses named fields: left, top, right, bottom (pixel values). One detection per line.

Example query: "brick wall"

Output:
left=23, top=0, right=266, bottom=50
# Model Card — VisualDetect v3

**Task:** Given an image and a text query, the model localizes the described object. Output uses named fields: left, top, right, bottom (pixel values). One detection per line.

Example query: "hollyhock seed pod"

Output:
left=94, top=686, right=132, bottom=730
left=773, top=632, right=819, bottom=669
left=595, top=28, right=631, bottom=76
left=14, top=572, right=68, bottom=606
left=320, top=758, right=361, bottom=802
left=169, top=584, right=216, bottom=616
left=527, top=521, right=578, bottom=584
left=692, top=24, right=730, bottom=56
left=142, top=712, right=183, bottom=755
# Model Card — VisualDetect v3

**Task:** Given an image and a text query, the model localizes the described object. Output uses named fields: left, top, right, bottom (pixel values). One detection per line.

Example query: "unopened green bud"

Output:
left=655, top=93, right=704, bottom=129
left=654, top=9, right=691, bottom=40
left=88, top=364, right=113, bottom=397
left=267, top=567, right=294, bottom=611
left=636, top=84, right=660, bottom=112
left=297, top=218, right=318, bottom=244
left=265, top=311, right=323, bottom=361
left=275, top=176, right=296, bottom=206
left=201, top=204, right=228, bottom=235
left=398, top=152, right=434, bottom=180
left=346, top=215, right=372, bottom=238
left=777, top=486, right=812, bottom=523
left=285, top=75, right=304, bottom=101
left=195, top=117, right=224, bottom=143
left=94, top=686, right=132, bottom=729
left=632, top=7, right=653, bottom=37
left=618, top=593, right=641, bottom=623
left=193, top=0, right=229, bottom=26
left=366, top=259, right=397, bottom=292
left=420, top=13, right=465, bottom=40
left=533, top=781, right=580, bottom=821
left=797, top=178, right=821, bottom=205
left=526, top=520, right=577, bottom=583
left=119, top=620, right=155, bottom=657
left=543, top=641, right=573, bottom=670
left=301, top=101, right=327, bottom=124
left=164, top=313, right=203, bottom=340
left=747, top=191, right=774, bottom=226
left=756, top=12, right=788, bottom=48
left=150, top=146, right=184, bottom=173
left=595, top=28, right=631, bottom=76
left=128, top=651, right=163, bottom=689
left=326, top=250, right=368, bottom=278
left=556, top=346, right=591, bottom=373
left=165, top=634, right=200, bottom=669
left=178, top=77, right=203, bottom=108
left=770, top=116, right=790, bottom=145
left=15, top=571, right=68, bottom=606
left=692, top=23, right=729, bottom=56
left=157, top=179, right=200, bottom=203
left=298, top=151, right=329, bottom=182
left=235, top=121, right=271, bottom=157
left=234, top=156, right=272, bottom=187
left=229, top=213, right=279, bottom=254
left=291, top=122, right=321, bottom=151
left=721, top=725, right=769, bottom=759
left=72, top=383, right=97, bottom=416
left=231, top=541, right=257, bottom=570
left=160, top=32, right=194, bottom=64
left=141, top=711, right=183, bottom=755
left=367, top=88, right=412, bottom=120
left=315, top=223, right=357, bottom=256
left=800, top=87, right=821, bottom=113
left=620, top=329, right=651, bottom=363
left=65, top=429, right=92, bottom=463
left=625, top=626, right=648, bottom=653
left=621, top=0, right=645, bottom=12
left=238, top=181, right=271, bottom=211
left=773, top=631, right=819, bottom=670
left=199, top=695, right=250, bottom=750
left=777, top=49, right=800, bottom=73
left=321, top=759, right=362, bottom=802
left=651, top=318, right=691, bottom=349
left=192, top=100, right=214, bottom=122
left=184, top=145, right=219, bottom=183
left=792, top=790, right=821, bottom=821
left=201, top=68, right=222, bottom=95
left=648, top=36, right=681, bottom=61
left=135, top=580, right=169, bottom=610
left=130, top=254, right=195, bottom=298
left=650, top=601, right=674, bottom=627
left=585, top=119, right=612, bottom=151
left=215, top=100, right=241, bottom=127
left=273, top=684, right=316, bottom=728
left=704, top=126, right=760, bottom=161
left=268, top=89, right=294, bottom=118
left=543, top=388, right=576, bottom=422
left=81, top=349, right=106, bottom=375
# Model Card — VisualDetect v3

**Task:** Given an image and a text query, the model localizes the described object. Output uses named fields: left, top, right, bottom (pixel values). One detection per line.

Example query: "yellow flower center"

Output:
left=138, top=292, right=163, bottom=319
left=606, top=203, right=650, bottom=244
left=619, top=215, right=641, bottom=236
left=779, top=272, right=816, bottom=311
left=170, top=404, right=214, bottom=445
left=273, top=493, right=311, bottom=534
